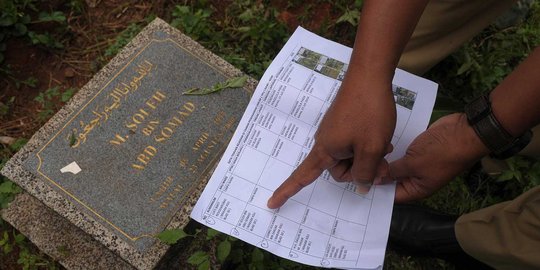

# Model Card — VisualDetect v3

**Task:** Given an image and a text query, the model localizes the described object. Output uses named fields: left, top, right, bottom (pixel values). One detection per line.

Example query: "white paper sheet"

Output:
left=191, top=27, right=437, bottom=269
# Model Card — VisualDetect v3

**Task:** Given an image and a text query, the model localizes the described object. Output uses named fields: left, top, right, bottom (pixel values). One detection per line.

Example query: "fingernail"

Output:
left=355, top=183, right=371, bottom=194
left=267, top=196, right=276, bottom=209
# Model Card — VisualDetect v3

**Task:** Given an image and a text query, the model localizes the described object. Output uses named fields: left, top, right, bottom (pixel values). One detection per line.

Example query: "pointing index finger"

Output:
left=267, top=148, right=335, bottom=209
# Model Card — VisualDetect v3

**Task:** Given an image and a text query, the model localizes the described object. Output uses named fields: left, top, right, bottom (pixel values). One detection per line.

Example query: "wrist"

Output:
left=488, top=47, right=540, bottom=137
left=490, top=91, right=528, bottom=137
left=347, top=46, right=396, bottom=86
left=340, top=67, right=394, bottom=96
left=346, top=59, right=395, bottom=85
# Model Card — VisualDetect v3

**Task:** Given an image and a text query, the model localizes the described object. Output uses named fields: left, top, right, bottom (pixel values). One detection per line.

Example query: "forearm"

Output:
left=345, top=0, right=429, bottom=86
left=490, top=46, right=540, bottom=137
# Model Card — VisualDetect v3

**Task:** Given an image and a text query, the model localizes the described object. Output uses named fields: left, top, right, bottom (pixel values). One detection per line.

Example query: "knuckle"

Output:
left=294, top=180, right=310, bottom=189
left=310, top=145, right=336, bottom=167
left=358, top=143, right=386, bottom=158
left=354, top=179, right=372, bottom=186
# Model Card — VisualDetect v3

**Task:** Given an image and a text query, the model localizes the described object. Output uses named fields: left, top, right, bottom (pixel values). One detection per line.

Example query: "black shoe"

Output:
left=389, top=204, right=493, bottom=270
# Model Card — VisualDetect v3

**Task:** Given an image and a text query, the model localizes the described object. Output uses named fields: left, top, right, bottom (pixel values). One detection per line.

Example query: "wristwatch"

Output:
left=464, top=94, right=532, bottom=159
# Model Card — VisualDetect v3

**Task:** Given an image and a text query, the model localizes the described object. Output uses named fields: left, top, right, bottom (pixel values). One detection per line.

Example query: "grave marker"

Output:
left=1, top=18, right=255, bottom=269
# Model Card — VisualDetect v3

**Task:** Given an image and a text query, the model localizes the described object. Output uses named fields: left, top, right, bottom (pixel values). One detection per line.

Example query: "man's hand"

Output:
left=266, top=0, right=431, bottom=209
left=389, top=113, right=489, bottom=202
left=267, top=79, right=396, bottom=209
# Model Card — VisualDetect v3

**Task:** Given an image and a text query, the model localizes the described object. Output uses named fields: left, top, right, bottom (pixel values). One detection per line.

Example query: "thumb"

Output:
left=350, top=151, right=379, bottom=186
left=350, top=145, right=387, bottom=194
left=389, top=157, right=412, bottom=180
left=351, top=143, right=395, bottom=184
left=390, top=157, right=420, bottom=203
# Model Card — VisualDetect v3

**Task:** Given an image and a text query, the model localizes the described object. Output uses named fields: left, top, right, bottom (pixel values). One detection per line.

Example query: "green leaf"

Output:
left=38, top=11, right=66, bottom=23
left=456, top=61, right=472, bottom=75
left=224, top=75, right=248, bottom=88
left=0, top=181, right=16, bottom=193
left=206, top=228, right=219, bottom=240
left=514, top=170, right=523, bottom=182
left=238, top=9, right=255, bottom=21
left=53, top=41, right=64, bottom=49
left=183, top=76, right=248, bottom=95
left=21, top=14, right=31, bottom=24
left=197, top=260, right=210, bottom=270
left=27, top=31, right=63, bottom=49
left=217, top=240, right=231, bottom=262
left=13, top=23, right=27, bottom=36
left=34, top=92, right=44, bottom=103
left=21, top=77, right=38, bottom=88
left=236, top=26, right=251, bottom=33
left=173, top=5, right=190, bottom=17
left=497, top=170, right=514, bottom=182
left=515, top=158, right=530, bottom=168
left=3, top=242, right=12, bottom=254
left=506, top=158, right=516, bottom=171
left=528, top=162, right=540, bottom=184
left=69, top=132, right=77, bottom=147
left=336, top=9, right=360, bottom=26
left=156, top=229, right=188, bottom=244
left=13, top=233, right=25, bottom=244
left=187, top=251, right=208, bottom=265
left=0, top=232, right=7, bottom=245
left=9, top=138, right=28, bottom=151
left=530, top=174, right=540, bottom=186
left=0, top=194, right=16, bottom=209
left=0, top=14, right=15, bottom=26
left=227, top=248, right=242, bottom=263
left=36, top=34, right=49, bottom=44
left=251, top=248, right=264, bottom=263
left=61, top=88, right=76, bottom=102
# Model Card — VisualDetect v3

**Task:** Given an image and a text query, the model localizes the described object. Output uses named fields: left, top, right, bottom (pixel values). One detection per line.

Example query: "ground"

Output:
left=1, top=1, right=539, bottom=269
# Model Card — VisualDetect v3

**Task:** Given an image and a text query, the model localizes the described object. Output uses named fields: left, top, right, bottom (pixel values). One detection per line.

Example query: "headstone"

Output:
left=1, top=18, right=255, bottom=269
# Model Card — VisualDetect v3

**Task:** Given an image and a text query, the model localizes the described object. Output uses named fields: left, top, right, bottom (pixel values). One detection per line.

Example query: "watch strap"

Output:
left=465, top=95, right=532, bottom=159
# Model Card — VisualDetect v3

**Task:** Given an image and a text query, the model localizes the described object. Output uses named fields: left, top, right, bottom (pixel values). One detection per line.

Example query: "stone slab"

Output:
left=1, top=192, right=135, bottom=270
left=1, top=192, right=219, bottom=270
left=1, top=18, right=256, bottom=269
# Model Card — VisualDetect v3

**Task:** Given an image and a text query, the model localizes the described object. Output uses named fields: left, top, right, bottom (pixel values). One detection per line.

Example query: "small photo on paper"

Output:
left=393, top=85, right=417, bottom=110
left=293, top=47, right=349, bottom=81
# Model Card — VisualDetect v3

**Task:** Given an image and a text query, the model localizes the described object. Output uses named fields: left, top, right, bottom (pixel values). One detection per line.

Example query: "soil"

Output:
left=1, top=1, right=154, bottom=138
